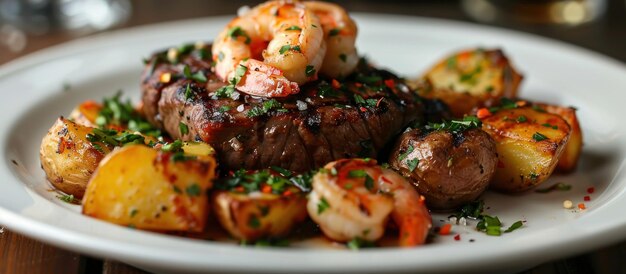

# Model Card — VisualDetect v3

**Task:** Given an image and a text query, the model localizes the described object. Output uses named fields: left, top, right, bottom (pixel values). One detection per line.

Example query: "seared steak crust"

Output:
left=141, top=43, right=427, bottom=172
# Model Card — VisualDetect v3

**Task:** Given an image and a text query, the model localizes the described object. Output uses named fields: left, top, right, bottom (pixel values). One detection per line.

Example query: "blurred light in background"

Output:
left=0, top=0, right=130, bottom=55
left=462, top=0, right=607, bottom=25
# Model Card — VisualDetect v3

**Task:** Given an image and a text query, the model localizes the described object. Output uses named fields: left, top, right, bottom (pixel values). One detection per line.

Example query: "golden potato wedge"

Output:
left=481, top=106, right=570, bottom=192
left=68, top=100, right=102, bottom=127
left=414, top=49, right=523, bottom=117
left=83, top=145, right=216, bottom=232
left=40, top=117, right=113, bottom=198
left=212, top=191, right=307, bottom=241
left=533, top=103, right=582, bottom=173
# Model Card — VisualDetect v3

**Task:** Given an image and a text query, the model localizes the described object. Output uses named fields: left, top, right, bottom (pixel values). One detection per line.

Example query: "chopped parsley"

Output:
left=305, top=65, right=316, bottom=77
left=339, top=53, right=347, bottom=62
left=279, top=45, right=301, bottom=54
left=182, top=65, right=207, bottom=83
left=317, top=82, right=338, bottom=98
left=248, top=215, right=261, bottom=229
left=230, top=64, right=248, bottom=85
left=56, top=194, right=77, bottom=204
left=504, top=221, right=523, bottom=233
left=179, top=122, right=189, bottom=135
left=217, top=168, right=313, bottom=194
left=353, top=94, right=366, bottom=104
left=453, top=200, right=523, bottom=236
left=397, top=145, right=414, bottom=162
left=516, top=115, right=527, bottom=123
left=96, top=92, right=161, bottom=137
left=215, top=85, right=235, bottom=98
left=246, top=99, right=287, bottom=117
left=218, top=106, right=231, bottom=113
left=532, top=132, right=548, bottom=141
left=424, top=116, right=482, bottom=134
left=184, top=83, right=194, bottom=101
left=452, top=200, right=484, bottom=219
left=130, top=209, right=138, bottom=217
left=346, top=237, right=375, bottom=250
left=185, top=183, right=201, bottom=196
left=406, top=158, right=419, bottom=172
left=86, top=128, right=145, bottom=150
left=161, top=140, right=183, bottom=152
left=542, top=123, right=558, bottom=129
left=227, top=26, right=251, bottom=44
left=317, top=197, right=330, bottom=214
left=270, top=166, right=292, bottom=177
left=285, top=26, right=302, bottom=31
left=328, top=28, right=341, bottom=36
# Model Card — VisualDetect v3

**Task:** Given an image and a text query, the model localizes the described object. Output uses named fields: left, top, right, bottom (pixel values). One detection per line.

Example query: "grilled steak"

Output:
left=141, top=43, right=429, bottom=172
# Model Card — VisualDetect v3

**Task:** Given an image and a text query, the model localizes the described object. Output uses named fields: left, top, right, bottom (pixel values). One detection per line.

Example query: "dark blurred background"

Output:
left=0, top=1, right=625, bottom=274
left=1, top=0, right=625, bottom=64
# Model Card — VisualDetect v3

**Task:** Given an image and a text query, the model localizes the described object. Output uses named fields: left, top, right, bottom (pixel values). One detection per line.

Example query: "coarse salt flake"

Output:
left=296, top=100, right=308, bottom=111
left=459, top=217, right=467, bottom=226
left=167, top=48, right=179, bottom=62
left=563, top=200, right=573, bottom=209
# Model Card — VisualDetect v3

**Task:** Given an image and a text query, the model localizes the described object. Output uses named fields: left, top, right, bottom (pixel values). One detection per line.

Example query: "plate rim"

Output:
left=1, top=13, right=626, bottom=273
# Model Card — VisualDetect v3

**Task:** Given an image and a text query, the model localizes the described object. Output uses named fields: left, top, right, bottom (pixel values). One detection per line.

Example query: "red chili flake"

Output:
left=261, top=185, right=272, bottom=194
left=476, top=108, right=492, bottom=119
left=331, top=79, right=341, bottom=89
left=454, top=234, right=461, bottom=241
left=282, top=190, right=292, bottom=197
left=578, top=203, right=586, bottom=210
left=587, top=187, right=595, bottom=194
left=584, top=196, right=590, bottom=201
left=354, top=83, right=363, bottom=88
left=384, top=79, right=395, bottom=89
left=439, top=224, right=452, bottom=235
left=359, top=106, right=367, bottom=112
left=380, top=176, right=393, bottom=184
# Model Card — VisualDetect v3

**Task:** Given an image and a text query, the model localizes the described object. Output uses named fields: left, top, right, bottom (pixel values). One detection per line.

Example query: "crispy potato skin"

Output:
left=68, top=100, right=102, bottom=127
left=389, top=129, right=497, bottom=211
left=534, top=103, right=582, bottom=173
left=82, top=145, right=216, bottom=232
left=481, top=106, right=570, bottom=192
left=412, top=49, right=523, bottom=117
left=212, top=191, right=308, bottom=241
left=40, top=117, right=111, bottom=198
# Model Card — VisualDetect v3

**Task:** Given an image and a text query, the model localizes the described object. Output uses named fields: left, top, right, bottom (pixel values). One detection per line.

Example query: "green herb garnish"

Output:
left=532, top=132, right=548, bottom=141
left=318, top=197, right=330, bottom=214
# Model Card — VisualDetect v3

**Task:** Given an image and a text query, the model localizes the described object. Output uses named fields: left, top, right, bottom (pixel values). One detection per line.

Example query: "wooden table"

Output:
left=1, top=1, right=626, bottom=273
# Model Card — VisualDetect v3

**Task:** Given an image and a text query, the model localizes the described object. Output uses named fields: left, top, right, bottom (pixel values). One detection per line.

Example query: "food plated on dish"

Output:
left=38, top=0, right=583, bottom=249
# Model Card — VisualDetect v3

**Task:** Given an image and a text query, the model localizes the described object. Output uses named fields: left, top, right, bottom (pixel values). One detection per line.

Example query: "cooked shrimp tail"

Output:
left=307, top=158, right=432, bottom=247
left=212, top=0, right=326, bottom=97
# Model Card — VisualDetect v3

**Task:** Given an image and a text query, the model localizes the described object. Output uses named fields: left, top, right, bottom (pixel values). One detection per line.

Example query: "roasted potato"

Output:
left=83, top=144, right=216, bottom=232
left=68, top=100, right=102, bottom=127
left=533, top=103, right=582, bottom=173
left=481, top=105, right=571, bottom=192
left=411, top=49, right=523, bottom=117
left=40, top=117, right=113, bottom=198
left=212, top=191, right=308, bottom=241
left=389, top=128, right=498, bottom=210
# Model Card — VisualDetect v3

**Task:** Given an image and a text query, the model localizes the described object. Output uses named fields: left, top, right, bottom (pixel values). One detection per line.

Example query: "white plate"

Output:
left=1, top=14, right=625, bottom=274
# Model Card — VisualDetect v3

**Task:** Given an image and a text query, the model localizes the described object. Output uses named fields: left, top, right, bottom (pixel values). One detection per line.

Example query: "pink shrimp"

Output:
left=307, top=158, right=432, bottom=247
left=212, top=0, right=326, bottom=97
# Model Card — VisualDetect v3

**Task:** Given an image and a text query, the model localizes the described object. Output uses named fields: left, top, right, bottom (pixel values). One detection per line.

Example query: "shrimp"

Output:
left=307, top=159, right=432, bottom=247
left=304, top=1, right=359, bottom=79
left=212, top=1, right=326, bottom=97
